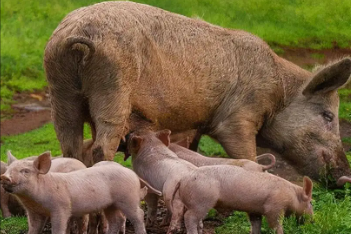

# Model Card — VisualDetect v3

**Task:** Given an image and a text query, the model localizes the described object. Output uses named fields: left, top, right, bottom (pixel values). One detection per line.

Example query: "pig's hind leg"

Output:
left=103, top=207, right=125, bottom=234
left=248, top=213, right=262, bottom=234
left=144, top=193, right=159, bottom=227
left=87, top=75, right=132, bottom=163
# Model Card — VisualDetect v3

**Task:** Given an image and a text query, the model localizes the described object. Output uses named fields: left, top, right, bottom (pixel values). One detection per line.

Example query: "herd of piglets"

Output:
left=1, top=129, right=347, bottom=233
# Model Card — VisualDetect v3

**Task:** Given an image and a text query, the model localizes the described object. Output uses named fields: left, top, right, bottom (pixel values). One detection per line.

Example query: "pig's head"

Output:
left=260, top=58, right=351, bottom=185
left=0, top=151, right=52, bottom=194
left=127, top=129, right=172, bottom=159
left=294, top=177, right=314, bottom=218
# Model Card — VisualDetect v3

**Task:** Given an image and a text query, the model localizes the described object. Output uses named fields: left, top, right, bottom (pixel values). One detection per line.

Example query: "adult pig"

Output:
left=44, top=1, right=351, bottom=183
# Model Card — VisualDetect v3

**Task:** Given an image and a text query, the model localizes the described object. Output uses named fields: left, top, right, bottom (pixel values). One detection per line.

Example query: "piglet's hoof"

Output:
left=145, top=218, right=156, bottom=227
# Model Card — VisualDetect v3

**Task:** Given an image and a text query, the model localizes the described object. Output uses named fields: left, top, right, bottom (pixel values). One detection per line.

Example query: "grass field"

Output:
left=1, top=0, right=351, bottom=110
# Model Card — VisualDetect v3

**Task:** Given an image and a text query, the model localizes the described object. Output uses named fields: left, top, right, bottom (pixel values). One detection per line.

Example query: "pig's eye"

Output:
left=322, top=111, right=334, bottom=122
left=20, top=169, right=30, bottom=174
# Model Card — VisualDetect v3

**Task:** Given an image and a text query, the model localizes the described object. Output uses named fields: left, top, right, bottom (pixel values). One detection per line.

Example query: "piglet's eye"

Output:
left=20, top=169, right=30, bottom=174
left=322, top=111, right=334, bottom=122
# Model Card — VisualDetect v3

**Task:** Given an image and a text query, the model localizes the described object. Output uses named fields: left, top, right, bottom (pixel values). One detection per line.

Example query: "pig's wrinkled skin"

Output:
left=169, top=140, right=276, bottom=171
left=0, top=152, right=148, bottom=234
left=129, top=130, right=313, bottom=234
left=44, top=1, right=351, bottom=183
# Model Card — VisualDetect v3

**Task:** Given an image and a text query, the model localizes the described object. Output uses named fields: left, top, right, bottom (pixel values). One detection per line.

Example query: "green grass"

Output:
left=2, top=0, right=351, bottom=110
left=0, top=216, right=28, bottom=234
left=339, top=89, right=351, bottom=122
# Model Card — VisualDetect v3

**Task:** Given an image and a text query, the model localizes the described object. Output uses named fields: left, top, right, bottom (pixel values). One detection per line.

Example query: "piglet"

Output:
left=169, top=138, right=275, bottom=171
left=0, top=152, right=153, bottom=234
left=129, top=130, right=313, bottom=234
left=170, top=165, right=313, bottom=234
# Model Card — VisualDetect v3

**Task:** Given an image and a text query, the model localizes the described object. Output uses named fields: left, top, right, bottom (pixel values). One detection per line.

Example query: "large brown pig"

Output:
left=0, top=152, right=150, bottom=234
left=44, top=1, right=351, bottom=183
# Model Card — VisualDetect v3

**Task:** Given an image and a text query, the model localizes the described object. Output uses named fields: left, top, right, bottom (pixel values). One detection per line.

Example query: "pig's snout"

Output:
left=0, top=175, right=12, bottom=184
left=337, top=176, right=351, bottom=186
left=0, top=175, right=14, bottom=193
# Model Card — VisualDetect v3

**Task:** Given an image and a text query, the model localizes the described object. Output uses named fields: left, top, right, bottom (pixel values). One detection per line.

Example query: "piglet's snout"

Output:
left=0, top=175, right=12, bottom=184
left=0, top=175, right=15, bottom=193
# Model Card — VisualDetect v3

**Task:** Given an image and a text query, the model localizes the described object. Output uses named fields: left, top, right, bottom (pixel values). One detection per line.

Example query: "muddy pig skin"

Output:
left=169, top=140, right=275, bottom=171
left=44, top=1, right=351, bottom=184
left=0, top=152, right=148, bottom=234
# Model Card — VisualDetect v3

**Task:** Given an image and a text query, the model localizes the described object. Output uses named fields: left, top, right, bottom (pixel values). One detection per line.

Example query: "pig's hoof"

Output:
left=146, top=219, right=156, bottom=227
left=160, top=219, right=170, bottom=227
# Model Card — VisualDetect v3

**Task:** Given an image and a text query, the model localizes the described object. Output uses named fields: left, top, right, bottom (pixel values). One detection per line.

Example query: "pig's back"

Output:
left=199, top=165, right=292, bottom=213
left=58, top=164, right=139, bottom=214
left=49, top=1, right=277, bottom=131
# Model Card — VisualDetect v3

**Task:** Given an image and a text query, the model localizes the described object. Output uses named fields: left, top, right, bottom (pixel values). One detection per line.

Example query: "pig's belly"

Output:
left=70, top=183, right=115, bottom=214
left=132, top=98, right=213, bottom=131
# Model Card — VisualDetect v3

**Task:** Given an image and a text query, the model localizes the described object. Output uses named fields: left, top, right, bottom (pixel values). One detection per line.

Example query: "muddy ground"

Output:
left=1, top=47, right=351, bottom=234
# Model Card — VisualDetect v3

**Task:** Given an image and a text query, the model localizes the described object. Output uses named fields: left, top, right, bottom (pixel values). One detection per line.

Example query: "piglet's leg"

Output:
left=144, top=193, right=159, bottom=227
left=265, top=213, right=284, bottom=234
left=184, top=210, right=201, bottom=234
left=51, top=212, right=70, bottom=234
left=166, top=198, right=184, bottom=234
left=248, top=213, right=262, bottom=234
left=27, top=211, right=47, bottom=234
left=103, top=207, right=124, bottom=234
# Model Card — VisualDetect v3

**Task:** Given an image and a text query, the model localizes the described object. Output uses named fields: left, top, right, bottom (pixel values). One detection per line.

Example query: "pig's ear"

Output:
left=6, top=151, right=18, bottom=165
left=156, top=129, right=171, bottom=147
left=131, top=136, right=143, bottom=150
left=302, top=176, right=313, bottom=201
left=175, top=137, right=190, bottom=148
left=33, top=151, right=52, bottom=174
left=303, top=58, right=351, bottom=96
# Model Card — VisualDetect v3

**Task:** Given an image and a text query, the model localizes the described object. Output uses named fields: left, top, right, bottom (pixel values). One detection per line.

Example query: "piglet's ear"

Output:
left=156, top=129, right=171, bottom=147
left=302, top=176, right=313, bottom=201
left=6, top=151, right=18, bottom=166
left=131, top=136, right=143, bottom=150
left=33, top=151, right=52, bottom=174
left=175, top=137, right=191, bottom=148
left=303, top=58, right=351, bottom=96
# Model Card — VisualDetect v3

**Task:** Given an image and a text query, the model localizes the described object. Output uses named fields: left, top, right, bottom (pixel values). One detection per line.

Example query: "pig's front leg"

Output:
left=51, top=211, right=70, bottom=234
left=26, top=211, right=47, bottom=234
left=144, top=193, right=159, bottom=227
left=248, top=213, right=262, bottom=234
left=265, top=212, right=284, bottom=234
left=212, top=120, right=257, bottom=161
